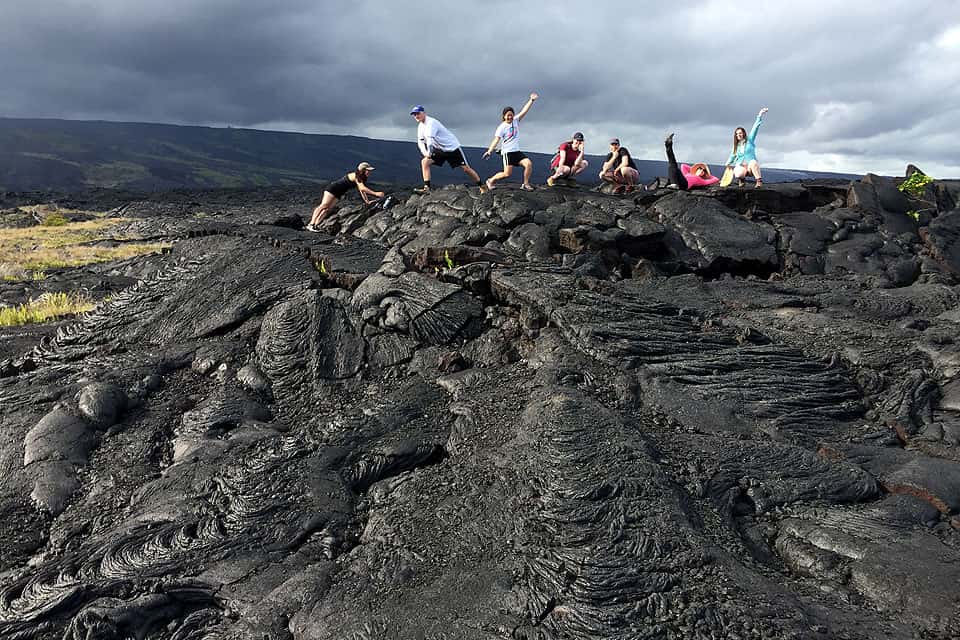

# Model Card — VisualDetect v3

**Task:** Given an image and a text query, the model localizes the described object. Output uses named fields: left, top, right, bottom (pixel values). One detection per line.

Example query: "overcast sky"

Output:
left=2, top=0, right=958, bottom=176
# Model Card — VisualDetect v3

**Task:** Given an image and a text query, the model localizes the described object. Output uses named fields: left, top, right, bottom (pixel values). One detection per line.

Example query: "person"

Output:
left=726, top=107, right=769, bottom=187
left=481, top=93, right=539, bottom=191
left=660, top=133, right=719, bottom=190
left=411, top=105, right=483, bottom=193
left=307, top=162, right=384, bottom=232
left=547, top=132, right=588, bottom=186
left=599, top=138, right=640, bottom=193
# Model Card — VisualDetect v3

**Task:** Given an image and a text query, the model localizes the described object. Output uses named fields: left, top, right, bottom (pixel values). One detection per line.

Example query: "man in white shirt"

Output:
left=411, top=105, right=482, bottom=193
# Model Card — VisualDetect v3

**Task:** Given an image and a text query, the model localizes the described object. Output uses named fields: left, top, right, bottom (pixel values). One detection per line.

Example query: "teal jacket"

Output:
left=726, top=114, right=763, bottom=166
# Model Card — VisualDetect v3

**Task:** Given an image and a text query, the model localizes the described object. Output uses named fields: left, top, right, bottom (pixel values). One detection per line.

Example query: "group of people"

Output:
left=307, top=94, right=770, bottom=230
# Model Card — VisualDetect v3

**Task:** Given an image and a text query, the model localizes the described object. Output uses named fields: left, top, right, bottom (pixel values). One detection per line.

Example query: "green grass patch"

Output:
left=40, top=213, right=68, bottom=227
left=0, top=218, right=170, bottom=272
left=0, top=291, right=95, bottom=326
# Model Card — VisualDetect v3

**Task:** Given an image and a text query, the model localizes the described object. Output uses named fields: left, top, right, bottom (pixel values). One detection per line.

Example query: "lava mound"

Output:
left=1, top=173, right=960, bottom=639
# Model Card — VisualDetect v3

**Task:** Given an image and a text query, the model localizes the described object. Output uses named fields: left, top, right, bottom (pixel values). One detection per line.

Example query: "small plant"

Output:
left=444, top=249, right=456, bottom=270
left=906, top=210, right=920, bottom=221
left=899, top=172, right=934, bottom=198
left=32, top=270, right=47, bottom=281
left=40, top=213, right=69, bottom=227
left=0, top=291, right=95, bottom=327
left=318, top=259, right=328, bottom=274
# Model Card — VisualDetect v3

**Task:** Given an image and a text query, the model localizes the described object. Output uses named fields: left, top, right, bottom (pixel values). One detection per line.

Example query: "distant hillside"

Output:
left=0, top=118, right=857, bottom=192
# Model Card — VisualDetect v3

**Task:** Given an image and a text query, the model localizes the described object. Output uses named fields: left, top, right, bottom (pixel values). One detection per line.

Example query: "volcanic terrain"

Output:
left=1, top=171, right=960, bottom=639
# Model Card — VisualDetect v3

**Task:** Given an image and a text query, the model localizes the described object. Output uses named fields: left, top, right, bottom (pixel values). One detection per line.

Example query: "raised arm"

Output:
left=515, top=92, right=538, bottom=121
left=748, top=107, right=768, bottom=143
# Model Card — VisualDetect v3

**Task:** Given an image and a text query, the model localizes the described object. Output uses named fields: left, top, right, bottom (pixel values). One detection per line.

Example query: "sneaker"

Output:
left=414, top=185, right=430, bottom=194
left=645, top=177, right=661, bottom=190
left=755, top=179, right=763, bottom=188
left=737, top=179, right=746, bottom=188
left=521, top=183, right=535, bottom=191
left=664, top=132, right=675, bottom=146
left=306, top=224, right=320, bottom=233
left=613, top=185, right=626, bottom=194
left=485, top=178, right=496, bottom=191
left=547, top=176, right=556, bottom=187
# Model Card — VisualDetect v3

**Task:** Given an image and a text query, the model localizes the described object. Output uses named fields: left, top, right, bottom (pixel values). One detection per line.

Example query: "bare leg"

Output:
left=310, top=192, right=338, bottom=226
left=421, top=156, right=434, bottom=183
left=733, top=164, right=748, bottom=179
left=748, top=160, right=762, bottom=185
left=461, top=164, right=481, bottom=183
left=520, top=158, right=533, bottom=186
left=571, top=160, right=588, bottom=176
left=487, top=163, right=513, bottom=187
left=619, top=167, right=639, bottom=185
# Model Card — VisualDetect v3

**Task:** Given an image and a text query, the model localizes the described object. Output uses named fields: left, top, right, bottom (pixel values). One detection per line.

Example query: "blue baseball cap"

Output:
left=410, top=105, right=425, bottom=114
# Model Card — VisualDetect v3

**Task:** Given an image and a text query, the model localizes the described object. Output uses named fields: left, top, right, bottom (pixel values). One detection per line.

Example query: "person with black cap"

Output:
left=599, top=138, right=640, bottom=193
left=410, top=105, right=482, bottom=193
left=306, top=162, right=384, bottom=232
left=547, top=132, right=588, bottom=186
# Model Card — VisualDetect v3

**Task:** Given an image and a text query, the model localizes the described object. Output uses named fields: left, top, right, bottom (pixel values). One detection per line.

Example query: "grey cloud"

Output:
left=0, top=0, right=958, bottom=175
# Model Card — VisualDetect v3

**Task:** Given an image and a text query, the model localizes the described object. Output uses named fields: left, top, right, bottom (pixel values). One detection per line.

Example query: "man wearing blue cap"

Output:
left=410, top=105, right=482, bottom=193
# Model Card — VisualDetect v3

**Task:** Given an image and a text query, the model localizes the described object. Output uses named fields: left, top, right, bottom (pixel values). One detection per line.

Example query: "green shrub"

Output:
left=40, top=213, right=69, bottom=227
left=899, top=172, right=934, bottom=198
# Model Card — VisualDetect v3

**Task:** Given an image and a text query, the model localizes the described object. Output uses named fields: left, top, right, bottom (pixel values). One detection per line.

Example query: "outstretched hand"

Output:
left=759, top=107, right=769, bottom=116
left=529, top=92, right=539, bottom=101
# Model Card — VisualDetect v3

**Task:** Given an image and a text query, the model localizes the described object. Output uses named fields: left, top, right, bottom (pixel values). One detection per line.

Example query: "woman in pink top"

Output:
left=660, top=133, right=719, bottom=190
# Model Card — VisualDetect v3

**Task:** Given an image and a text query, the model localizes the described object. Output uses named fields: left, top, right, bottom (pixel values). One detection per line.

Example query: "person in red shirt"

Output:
left=547, top=132, right=588, bottom=186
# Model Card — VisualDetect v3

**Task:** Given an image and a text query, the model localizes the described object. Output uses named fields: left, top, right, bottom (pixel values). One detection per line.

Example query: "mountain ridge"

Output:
left=0, top=116, right=858, bottom=192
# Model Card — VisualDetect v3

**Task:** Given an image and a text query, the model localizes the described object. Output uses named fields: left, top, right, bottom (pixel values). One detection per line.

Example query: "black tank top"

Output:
left=325, top=174, right=355, bottom=198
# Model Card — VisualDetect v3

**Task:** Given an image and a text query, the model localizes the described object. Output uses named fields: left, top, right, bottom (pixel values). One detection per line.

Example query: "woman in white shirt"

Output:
left=481, top=92, right=538, bottom=191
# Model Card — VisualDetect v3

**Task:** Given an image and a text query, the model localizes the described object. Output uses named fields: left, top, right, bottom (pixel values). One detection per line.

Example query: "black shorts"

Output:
left=429, top=148, right=467, bottom=168
left=503, top=151, right=527, bottom=167
left=324, top=176, right=353, bottom=199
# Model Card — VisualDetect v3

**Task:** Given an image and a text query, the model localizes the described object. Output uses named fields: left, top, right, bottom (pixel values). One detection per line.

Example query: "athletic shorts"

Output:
left=430, top=148, right=467, bottom=168
left=324, top=176, right=353, bottom=199
left=503, top=151, right=527, bottom=167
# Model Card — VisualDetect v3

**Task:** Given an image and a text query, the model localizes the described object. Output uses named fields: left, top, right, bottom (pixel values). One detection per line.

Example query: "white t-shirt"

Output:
left=495, top=120, right=521, bottom=153
left=417, top=116, right=461, bottom=156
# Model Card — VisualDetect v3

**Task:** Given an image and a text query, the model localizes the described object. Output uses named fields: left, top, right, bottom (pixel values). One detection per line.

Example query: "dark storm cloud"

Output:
left=1, top=0, right=958, bottom=175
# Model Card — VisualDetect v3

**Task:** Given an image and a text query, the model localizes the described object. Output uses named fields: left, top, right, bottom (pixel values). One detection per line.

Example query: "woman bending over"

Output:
left=308, top=162, right=384, bottom=232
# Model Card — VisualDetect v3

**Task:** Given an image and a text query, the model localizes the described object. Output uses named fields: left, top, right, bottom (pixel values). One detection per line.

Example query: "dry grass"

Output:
left=0, top=291, right=96, bottom=327
left=0, top=218, right=170, bottom=274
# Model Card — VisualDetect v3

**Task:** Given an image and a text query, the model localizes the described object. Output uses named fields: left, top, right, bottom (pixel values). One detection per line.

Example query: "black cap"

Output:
left=572, top=132, right=584, bottom=141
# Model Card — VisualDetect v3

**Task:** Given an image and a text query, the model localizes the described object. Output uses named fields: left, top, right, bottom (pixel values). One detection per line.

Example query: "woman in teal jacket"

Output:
left=726, top=107, right=769, bottom=187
